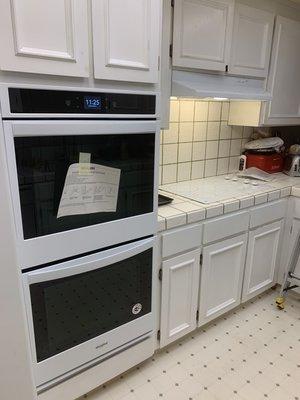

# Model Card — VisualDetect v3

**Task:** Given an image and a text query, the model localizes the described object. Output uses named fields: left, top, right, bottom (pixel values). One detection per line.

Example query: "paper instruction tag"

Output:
left=79, top=152, right=91, bottom=175
left=57, top=163, right=121, bottom=218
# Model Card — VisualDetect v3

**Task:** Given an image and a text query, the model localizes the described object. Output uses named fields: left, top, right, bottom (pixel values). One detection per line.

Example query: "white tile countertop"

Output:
left=158, top=173, right=300, bottom=232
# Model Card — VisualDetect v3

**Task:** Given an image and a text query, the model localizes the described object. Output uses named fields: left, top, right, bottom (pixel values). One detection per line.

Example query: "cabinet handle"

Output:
left=225, top=65, right=229, bottom=73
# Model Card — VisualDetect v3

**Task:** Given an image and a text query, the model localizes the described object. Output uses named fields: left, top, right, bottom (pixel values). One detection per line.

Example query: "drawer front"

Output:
left=162, top=224, right=202, bottom=259
left=250, top=199, right=287, bottom=229
left=203, top=211, right=249, bottom=245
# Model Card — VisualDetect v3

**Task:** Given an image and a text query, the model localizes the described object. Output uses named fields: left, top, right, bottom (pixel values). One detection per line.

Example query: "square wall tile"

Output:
left=194, top=101, right=208, bottom=121
left=192, top=141, right=206, bottom=161
left=177, top=162, right=191, bottom=181
left=159, top=166, right=162, bottom=184
left=193, top=122, right=207, bottom=141
left=218, top=140, right=230, bottom=158
left=207, top=121, right=220, bottom=140
left=228, top=156, right=239, bottom=173
left=221, top=102, right=229, bottom=120
left=162, top=164, right=177, bottom=184
left=179, top=122, right=193, bottom=142
left=217, top=157, right=229, bottom=175
left=243, top=126, right=253, bottom=138
left=159, top=145, right=163, bottom=165
left=208, top=101, right=222, bottom=121
left=163, top=122, right=179, bottom=144
left=178, top=142, right=192, bottom=162
left=206, top=140, right=219, bottom=159
left=170, top=100, right=179, bottom=122
left=191, top=161, right=205, bottom=179
left=242, top=138, right=249, bottom=150
left=220, top=122, right=232, bottom=139
left=204, top=159, right=217, bottom=177
left=179, top=100, right=194, bottom=122
left=231, top=126, right=243, bottom=139
left=230, top=139, right=242, bottom=156
left=162, top=143, right=178, bottom=164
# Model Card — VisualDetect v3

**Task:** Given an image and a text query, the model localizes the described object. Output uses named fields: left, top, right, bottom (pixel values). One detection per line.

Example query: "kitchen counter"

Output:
left=158, top=173, right=300, bottom=231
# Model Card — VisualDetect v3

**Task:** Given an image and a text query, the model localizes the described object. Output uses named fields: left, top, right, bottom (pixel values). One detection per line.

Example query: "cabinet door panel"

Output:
left=92, top=0, right=160, bottom=83
left=160, top=250, right=200, bottom=347
left=173, top=0, right=234, bottom=71
left=230, top=4, right=274, bottom=77
left=199, top=234, right=247, bottom=325
left=242, top=221, right=282, bottom=302
left=264, top=17, right=300, bottom=125
left=0, top=0, right=89, bottom=77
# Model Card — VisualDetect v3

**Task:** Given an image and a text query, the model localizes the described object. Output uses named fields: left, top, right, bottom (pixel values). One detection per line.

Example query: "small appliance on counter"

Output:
left=158, top=193, right=173, bottom=206
left=284, top=144, right=300, bottom=176
left=243, top=137, right=284, bottom=173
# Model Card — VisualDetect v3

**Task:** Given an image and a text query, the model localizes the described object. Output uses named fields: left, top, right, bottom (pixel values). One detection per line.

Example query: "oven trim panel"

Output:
left=22, top=237, right=157, bottom=388
left=3, top=120, right=159, bottom=269
left=0, top=84, right=159, bottom=119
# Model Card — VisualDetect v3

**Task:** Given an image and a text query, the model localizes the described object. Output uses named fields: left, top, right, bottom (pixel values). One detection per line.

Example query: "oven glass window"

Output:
left=30, top=248, right=152, bottom=362
left=14, top=134, right=155, bottom=239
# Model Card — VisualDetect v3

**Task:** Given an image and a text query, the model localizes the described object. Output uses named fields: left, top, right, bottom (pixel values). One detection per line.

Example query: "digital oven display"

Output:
left=84, top=96, right=102, bottom=111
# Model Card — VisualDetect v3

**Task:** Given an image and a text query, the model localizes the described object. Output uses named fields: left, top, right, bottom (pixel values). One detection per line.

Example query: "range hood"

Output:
left=172, top=70, right=272, bottom=101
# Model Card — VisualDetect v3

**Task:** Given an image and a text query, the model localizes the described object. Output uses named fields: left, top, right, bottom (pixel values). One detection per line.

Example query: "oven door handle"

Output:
left=24, top=237, right=155, bottom=284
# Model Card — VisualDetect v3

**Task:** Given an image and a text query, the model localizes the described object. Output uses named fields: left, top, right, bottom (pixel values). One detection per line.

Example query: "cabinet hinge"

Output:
left=157, top=330, right=161, bottom=340
left=225, top=65, right=229, bottom=72
left=159, top=268, right=163, bottom=281
left=200, top=254, right=203, bottom=266
left=196, top=310, right=199, bottom=322
left=171, top=0, right=175, bottom=7
left=169, top=44, right=173, bottom=58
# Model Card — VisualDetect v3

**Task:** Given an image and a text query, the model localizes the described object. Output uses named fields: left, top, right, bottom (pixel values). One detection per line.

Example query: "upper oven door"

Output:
left=4, top=120, right=159, bottom=269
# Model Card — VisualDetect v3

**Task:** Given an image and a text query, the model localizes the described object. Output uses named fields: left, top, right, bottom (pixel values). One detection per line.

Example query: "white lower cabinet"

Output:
left=160, top=249, right=200, bottom=347
left=198, top=234, right=247, bottom=326
left=242, top=220, right=283, bottom=302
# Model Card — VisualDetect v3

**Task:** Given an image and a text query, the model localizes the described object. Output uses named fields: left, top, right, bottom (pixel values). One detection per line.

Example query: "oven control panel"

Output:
left=8, top=88, right=156, bottom=115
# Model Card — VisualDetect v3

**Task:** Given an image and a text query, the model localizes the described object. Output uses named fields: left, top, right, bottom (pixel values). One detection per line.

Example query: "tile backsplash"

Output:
left=160, top=99, right=253, bottom=185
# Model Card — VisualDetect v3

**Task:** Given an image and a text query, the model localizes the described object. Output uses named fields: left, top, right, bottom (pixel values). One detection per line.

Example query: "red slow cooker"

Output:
left=245, top=150, right=284, bottom=173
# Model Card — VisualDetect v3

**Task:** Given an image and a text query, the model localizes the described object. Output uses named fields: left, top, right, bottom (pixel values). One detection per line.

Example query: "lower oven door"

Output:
left=22, top=236, right=156, bottom=388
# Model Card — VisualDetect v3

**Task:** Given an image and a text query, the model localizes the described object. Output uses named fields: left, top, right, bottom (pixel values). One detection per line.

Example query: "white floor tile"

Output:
left=81, top=290, right=300, bottom=400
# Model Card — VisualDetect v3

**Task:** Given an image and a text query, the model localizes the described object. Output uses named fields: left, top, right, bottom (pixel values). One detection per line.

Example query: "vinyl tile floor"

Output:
left=81, top=290, right=300, bottom=400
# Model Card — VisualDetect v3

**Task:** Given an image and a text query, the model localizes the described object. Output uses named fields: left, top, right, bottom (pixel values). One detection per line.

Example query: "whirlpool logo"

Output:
left=95, top=341, right=108, bottom=350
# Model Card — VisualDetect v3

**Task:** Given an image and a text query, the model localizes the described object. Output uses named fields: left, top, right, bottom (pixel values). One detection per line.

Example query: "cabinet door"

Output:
left=264, top=17, right=300, bottom=125
left=92, top=0, right=160, bottom=83
left=173, top=0, right=234, bottom=72
left=198, top=234, right=247, bottom=326
left=229, top=4, right=274, bottom=78
left=160, top=249, right=200, bottom=347
left=242, top=221, right=283, bottom=302
left=0, top=0, right=89, bottom=77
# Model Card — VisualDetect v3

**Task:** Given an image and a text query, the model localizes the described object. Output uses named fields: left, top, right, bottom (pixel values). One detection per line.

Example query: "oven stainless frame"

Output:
left=3, top=119, right=159, bottom=269
left=22, top=236, right=157, bottom=389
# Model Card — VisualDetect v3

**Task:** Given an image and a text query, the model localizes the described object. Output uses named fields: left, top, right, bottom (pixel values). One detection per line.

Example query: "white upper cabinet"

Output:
left=229, top=4, right=274, bottom=78
left=173, top=0, right=234, bottom=72
left=264, top=16, right=300, bottom=125
left=92, top=0, right=161, bottom=83
left=0, top=0, right=89, bottom=77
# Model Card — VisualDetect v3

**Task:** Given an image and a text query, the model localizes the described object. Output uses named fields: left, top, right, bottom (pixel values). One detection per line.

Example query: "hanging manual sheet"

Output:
left=57, top=163, right=121, bottom=218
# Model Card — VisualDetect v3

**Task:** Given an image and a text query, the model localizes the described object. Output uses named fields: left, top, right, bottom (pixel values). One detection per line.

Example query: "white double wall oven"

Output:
left=0, top=85, right=159, bottom=389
